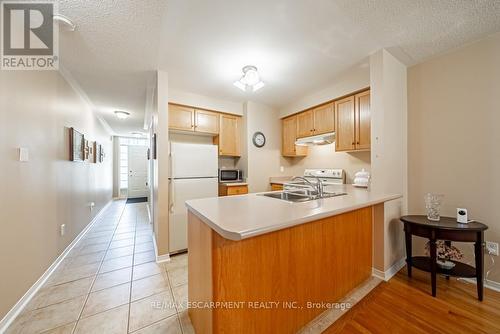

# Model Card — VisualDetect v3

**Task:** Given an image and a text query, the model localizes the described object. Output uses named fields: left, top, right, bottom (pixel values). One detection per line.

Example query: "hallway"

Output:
left=6, top=201, right=192, bottom=334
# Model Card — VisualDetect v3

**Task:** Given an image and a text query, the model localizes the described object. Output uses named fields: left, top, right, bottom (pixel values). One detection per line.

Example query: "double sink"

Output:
left=260, top=189, right=347, bottom=203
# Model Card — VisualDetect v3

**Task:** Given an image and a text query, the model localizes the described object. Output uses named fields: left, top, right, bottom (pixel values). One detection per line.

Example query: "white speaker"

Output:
left=457, top=208, right=468, bottom=224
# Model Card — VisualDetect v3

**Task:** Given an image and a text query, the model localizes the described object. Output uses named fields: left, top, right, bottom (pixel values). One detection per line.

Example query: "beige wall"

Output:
left=0, top=70, right=113, bottom=320
left=277, top=61, right=372, bottom=184
left=279, top=60, right=370, bottom=118
left=281, top=149, right=371, bottom=184
left=169, top=89, right=243, bottom=115
left=243, top=102, right=282, bottom=193
left=408, top=32, right=500, bottom=282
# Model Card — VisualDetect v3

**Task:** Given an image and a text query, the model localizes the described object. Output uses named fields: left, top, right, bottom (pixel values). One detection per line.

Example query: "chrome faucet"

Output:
left=291, top=176, right=324, bottom=197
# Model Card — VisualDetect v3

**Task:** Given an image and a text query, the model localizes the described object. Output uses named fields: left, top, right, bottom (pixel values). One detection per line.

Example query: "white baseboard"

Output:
left=0, top=200, right=113, bottom=334
left=372, top=257, right=406, bottom=281
left=459, top=277, right=500, bottom=293
left=152, top=234, right=170, bottom=264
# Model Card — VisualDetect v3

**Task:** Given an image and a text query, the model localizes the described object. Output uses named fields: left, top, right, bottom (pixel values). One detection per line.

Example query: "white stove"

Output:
left=303, top=168, right=345, bottom=185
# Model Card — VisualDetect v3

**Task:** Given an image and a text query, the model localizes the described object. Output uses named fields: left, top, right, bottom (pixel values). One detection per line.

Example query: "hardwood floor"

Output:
left=324, top=268, right=500, bottom=334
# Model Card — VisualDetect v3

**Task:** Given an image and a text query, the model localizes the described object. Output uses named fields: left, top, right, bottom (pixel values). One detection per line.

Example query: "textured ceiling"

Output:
left=59, top=0, right=500, bottom=134
left=58, top=0, right=166, bottom=135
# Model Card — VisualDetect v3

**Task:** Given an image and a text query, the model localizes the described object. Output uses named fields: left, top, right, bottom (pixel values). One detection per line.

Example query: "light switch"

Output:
left=19, top=147, right=29, bottom=162
left=280, top=166, right=284, bottom=173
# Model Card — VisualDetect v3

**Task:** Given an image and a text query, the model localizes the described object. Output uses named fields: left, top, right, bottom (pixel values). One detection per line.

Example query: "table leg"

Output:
left=430, top=239, right=437, bottom=297
left=405, top=230, right=412, bottom=278
left=445, top=241, right=451, bottom=280
left=475, top=232, right=484, bottom=301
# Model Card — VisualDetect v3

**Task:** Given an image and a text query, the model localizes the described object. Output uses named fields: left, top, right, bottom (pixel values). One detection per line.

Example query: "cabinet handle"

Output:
left=352, top=142, right=355, bottom=145
left=357, top=141, right=360, bottom=144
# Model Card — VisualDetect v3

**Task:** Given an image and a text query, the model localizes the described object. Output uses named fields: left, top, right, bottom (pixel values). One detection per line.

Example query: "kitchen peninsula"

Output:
left=186, top=186, right=401, bottom=333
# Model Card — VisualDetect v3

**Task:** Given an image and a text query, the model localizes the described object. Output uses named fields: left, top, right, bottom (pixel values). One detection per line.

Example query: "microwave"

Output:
left=219, top=169, right=243, bottom=182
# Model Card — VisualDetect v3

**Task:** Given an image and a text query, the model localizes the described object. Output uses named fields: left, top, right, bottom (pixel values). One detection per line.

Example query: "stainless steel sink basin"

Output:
left=259, top=191, right=347, bottom=203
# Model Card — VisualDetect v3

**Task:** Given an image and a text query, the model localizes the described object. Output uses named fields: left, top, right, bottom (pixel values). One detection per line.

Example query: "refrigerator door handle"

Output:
left=169, top=146, right=175, bottom=214
left=169, top=179, right=175, bottom=214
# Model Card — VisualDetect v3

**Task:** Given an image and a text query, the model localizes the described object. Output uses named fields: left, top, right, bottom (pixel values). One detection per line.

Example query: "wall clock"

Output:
left=252, top=131, right=266, bottom=148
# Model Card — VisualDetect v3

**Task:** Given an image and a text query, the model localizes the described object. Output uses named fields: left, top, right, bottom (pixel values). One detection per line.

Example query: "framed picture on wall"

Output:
left=69, top=127, right=85, bottom=162
left=98, top=144, right=105, bottom=163
left=84, top=139, right=90, bottom=161
left=89, top=141, right=97, bottom=163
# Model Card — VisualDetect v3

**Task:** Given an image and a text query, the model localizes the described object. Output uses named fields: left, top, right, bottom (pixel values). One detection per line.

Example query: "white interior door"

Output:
left=169, top=177, right=218, bottom=253
left=128, top=145, right=149, bottom=198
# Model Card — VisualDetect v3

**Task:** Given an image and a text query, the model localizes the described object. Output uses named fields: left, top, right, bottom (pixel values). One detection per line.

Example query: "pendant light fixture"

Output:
left=234, top=65, right=265, bottom=92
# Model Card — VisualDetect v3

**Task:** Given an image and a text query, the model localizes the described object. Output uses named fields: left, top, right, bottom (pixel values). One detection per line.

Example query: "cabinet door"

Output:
left=169, top=104, right=194, bottom=131
left=313, top=102, right=335, bottom=135
left=335, top=96, right=356, bottom=151
left=296, top=110, right=314, bottom=138
left=217, top=114, right=240, bottom=156
left=195, top=109, right=219, bottom=134
left=355, top=91, right=371, bottom=150
left=282, top=116, right=307, bottom=157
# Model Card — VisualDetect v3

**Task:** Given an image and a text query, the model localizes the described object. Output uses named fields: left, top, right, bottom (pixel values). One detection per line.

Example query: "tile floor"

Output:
left=6, top=200, right=193, bottom=334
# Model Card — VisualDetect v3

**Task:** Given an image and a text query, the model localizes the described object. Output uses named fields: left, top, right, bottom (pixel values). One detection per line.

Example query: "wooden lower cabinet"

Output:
left=188, top=207, right=373, bottom=334
left=270, top=183, right=284, bottom=191
left=219, top=184, right=248, bottom=196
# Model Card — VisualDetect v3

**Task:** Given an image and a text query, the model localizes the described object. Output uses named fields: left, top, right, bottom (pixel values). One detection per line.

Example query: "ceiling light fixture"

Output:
left=234, top=65, right=265, bottom=92
left=53, top=14, right=76, bottom=31
left=114, top=111, right=130, bottom=119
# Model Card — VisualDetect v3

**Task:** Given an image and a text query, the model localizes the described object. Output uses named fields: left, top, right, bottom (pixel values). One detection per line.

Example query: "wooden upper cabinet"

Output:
left=296, top=110, right=314, bottom=138
left=355, top=91, right=371, bottom=150
left=216, top=114, right=241, bottom=157
left=195, top=110, right=219, bottom=134
left=335, top=96, right=356, bottom=152
left=313, top=103, right=335, bottom=135
left=169, top=104, right=194, bottom=131
left=282, top=115, right=307, bottom=157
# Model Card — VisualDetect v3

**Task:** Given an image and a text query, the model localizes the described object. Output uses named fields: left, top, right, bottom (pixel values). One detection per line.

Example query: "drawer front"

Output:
left=271, top=184, right=283, bottom=191
left=227, top=186, right=248, bottom=196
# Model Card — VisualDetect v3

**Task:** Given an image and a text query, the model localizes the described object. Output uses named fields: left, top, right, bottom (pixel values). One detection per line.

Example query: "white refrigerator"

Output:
left=168, top=142, right=218, bottom=253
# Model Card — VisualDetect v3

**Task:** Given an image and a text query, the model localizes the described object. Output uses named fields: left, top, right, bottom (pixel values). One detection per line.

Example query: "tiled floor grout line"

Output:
left=126, top=206, right=138, bottom=334
left=70, top=202, right=127, bottom=334
left=164, top=256, right=186, bottom=333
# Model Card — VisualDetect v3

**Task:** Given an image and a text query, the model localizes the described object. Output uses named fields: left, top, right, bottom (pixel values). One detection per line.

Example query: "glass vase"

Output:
left=424, top=193, right=443, bottom=221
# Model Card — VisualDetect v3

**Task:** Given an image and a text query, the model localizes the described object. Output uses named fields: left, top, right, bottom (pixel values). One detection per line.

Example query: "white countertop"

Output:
left=186, top=185, right=402, bottom=241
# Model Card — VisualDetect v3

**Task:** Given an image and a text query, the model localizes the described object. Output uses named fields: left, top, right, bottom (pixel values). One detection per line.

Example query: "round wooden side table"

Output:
left=400, top=215, right=488, bottom=300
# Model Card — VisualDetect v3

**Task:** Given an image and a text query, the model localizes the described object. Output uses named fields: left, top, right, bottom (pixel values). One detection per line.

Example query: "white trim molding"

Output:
left=459, top=278, right=500, bottom=293
left=152, top=234, right=170, bottom=264
left=372, top=257, right=406, bottom=281
left=0, top=200, right=113, bottom=333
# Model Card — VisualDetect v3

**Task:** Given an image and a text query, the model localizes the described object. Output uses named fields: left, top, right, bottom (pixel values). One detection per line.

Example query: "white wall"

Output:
left=280, top=60, right=370, bottom=118
left=369, top=49, right=408, bottom=271
left=0, top=70, right=113, bottom=320
left=169, top=89, right=244, bottom=115
left=242, top=102, right=282, bottom=193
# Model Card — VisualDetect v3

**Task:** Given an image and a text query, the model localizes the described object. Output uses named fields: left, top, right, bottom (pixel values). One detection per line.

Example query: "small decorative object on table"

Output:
left=424, top=193, right=444, bottom=221
left=425, top=240, right=464, bottom=269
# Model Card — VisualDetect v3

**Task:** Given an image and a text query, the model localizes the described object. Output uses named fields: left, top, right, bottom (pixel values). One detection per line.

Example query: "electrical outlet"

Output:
left=486, top=241, right=499, bottom=256
left=60, top=224, right=66, bottom=237
left=90, top=202, right=95, bottom=211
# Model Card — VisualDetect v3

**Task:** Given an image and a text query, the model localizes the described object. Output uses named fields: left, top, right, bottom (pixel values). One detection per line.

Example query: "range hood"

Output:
left=295, top=131, right=335, bottom=146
